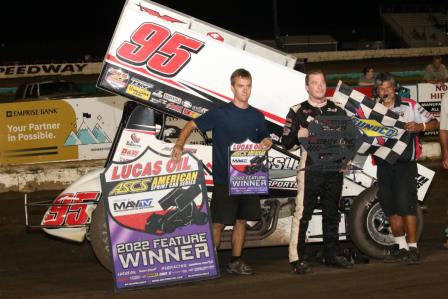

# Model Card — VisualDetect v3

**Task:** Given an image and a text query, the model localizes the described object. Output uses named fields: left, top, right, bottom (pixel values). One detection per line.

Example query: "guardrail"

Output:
left=293, top=46, right=448, bottom=62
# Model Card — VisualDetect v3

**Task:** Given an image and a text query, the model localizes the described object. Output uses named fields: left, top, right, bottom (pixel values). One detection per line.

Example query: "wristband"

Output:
left=422, top=122, right=426, bottom=132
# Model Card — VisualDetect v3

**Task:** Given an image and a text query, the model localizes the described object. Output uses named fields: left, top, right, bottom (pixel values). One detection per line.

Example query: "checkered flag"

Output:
left=331, top=81, right=410, bottom=164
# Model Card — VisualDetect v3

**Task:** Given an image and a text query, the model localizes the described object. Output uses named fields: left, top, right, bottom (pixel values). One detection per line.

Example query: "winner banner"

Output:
left=100, top=146, right=219, bottom=290
left=228, top=140, right=269, bottom=195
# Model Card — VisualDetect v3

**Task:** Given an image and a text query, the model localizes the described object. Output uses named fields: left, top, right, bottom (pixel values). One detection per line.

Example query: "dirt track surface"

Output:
left=1, top=161, right=447, bottom=299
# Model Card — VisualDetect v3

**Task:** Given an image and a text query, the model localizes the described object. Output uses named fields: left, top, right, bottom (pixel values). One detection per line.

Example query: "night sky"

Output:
left=0, top=0, right=442, bottom=64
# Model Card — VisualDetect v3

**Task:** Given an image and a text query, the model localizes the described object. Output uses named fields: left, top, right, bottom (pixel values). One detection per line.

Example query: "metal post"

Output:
left=272, top=0, right=280, bottom=38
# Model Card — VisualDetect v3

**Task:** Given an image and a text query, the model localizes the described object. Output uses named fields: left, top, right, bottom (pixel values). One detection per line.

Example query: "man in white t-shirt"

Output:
left=440, top=95, right=448, bottom=169
left=423, top=56, right=448, bottom=84
left=440, top=91, right=448, bottom=249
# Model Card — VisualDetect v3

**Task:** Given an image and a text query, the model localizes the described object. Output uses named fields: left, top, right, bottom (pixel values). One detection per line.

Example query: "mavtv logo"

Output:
left=113, top=199, right=153, bottom=212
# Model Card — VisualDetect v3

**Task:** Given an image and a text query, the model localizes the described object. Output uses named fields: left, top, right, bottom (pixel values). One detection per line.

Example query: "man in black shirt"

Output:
left=282, top=70, right=352, bottom=274
left=172, top=69, right=272, bottom=275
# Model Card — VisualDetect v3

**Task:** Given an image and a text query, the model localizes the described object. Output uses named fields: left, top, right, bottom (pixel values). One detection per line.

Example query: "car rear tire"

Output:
left=348, top=185, right=423, bottom=259
left=90, top=199, right=113, bottom=272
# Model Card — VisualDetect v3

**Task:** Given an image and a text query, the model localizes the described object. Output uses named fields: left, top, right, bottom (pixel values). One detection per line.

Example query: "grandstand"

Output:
left=381, top=2, right=448, bottom=48
left=382, top=13, right=448, bottom=47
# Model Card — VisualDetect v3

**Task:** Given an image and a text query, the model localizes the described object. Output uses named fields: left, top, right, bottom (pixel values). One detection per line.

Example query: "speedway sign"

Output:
left=101, top=147, right=219, bottom=290
left=97, top=0, right=307, bottom=142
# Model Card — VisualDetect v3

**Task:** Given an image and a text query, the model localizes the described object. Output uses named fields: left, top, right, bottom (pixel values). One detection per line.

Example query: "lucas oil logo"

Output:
left=352, top=117, right=398, bottom=138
